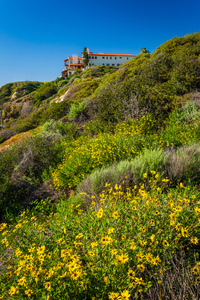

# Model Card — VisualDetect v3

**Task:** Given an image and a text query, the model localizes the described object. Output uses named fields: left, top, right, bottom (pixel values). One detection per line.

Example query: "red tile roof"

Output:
left=89, top=53, right=136, bottom=57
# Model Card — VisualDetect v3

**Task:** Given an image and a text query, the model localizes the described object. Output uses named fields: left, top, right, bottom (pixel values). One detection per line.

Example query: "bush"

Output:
left=41, top=100, right=70, bottom=122
left=1, top=176, right=200, bottom=299
left=33, top=82, right=57, bottom=106
left=166, top=144, right=200, bottom=186
left=78, top=148, right=166, bottom=202
left=68, top=101, right=86, bottom=121
left=0, top=132, right=64, bottom=221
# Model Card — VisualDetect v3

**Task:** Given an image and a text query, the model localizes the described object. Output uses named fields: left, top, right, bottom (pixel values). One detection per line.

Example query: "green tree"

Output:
left=83, top=47, right=89, bottom=67
left=140, top=47, right=150, bottom=54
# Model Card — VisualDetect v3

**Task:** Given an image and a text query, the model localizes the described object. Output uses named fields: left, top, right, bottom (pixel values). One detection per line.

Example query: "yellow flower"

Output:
left=9, top=286, right=16, bottom=296
left=139, top=240, right=147, bottom=247
left=15, top=248, right=22, bottom=257
left=194, top=207, right=200, bottom=215
left=121, top=290, right=131, bottom=300
left=111, top=249, right=118, bottom=256
left=108, top=228, right=115, bottom=234
left=112, top=211, right=119, bottom=219
left=96, top=208, right=103, bottom=218
left=104, top=276, right=109, bottom=284
left=0, top=223, right=7, bottom=232
left=88, top=251, right=95, bottom=257
left=150, top=234, right=155, bottom=242
left=163, top=240, right=169, bottom=247
left=15, top=223, right=22, bottom=229
left=137, top=264, right=145, bottom=272
left=25, top=289, right=33, bottom=297
left=91, top=242, right=98, bottom=248
left=143, top=173, right=147, bottom=178
left=101, top=235, right=113, bottom=245
left=37, top=245, right=45, bottom=255
left=18, top=276, right=27, bottom=287
left=128, top=268, right=135, bottom=279
left=109, top=292, right=120, bottom=300
left=116, top=253, right=129, bottom=264
left=181, top=227, right=189, bottom=238
left=190, top=236, right=198, bottom=245
left=135, top=277, right=145, bottom=285
left=76, top=233, right=83, bottom=239
left=71, top=270, right=82, bottom=280
left=192, top=265, right=200, bottom=275
left=45, top=282, right=51, bottom=291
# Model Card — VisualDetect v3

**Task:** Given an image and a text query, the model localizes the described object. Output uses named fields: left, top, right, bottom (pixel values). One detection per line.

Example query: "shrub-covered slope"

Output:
left=0, top=32, right=200, bottom=299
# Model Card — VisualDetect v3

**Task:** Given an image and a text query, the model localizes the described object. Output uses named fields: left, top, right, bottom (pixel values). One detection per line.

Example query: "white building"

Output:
left=87, top=50, right=136, bottom=67
left=62, top=54, right=84, bottom=77
left=62, top=49, right=136, bottom=77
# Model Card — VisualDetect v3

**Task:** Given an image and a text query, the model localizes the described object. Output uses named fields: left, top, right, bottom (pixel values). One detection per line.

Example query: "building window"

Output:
left=106, top=57, right=108, bottom=59
left=110, top=57, right=112, bottom=59
left=89, top=56, right=91, bottom=59
left=102, top=63, right=105, bottom=66
left=102, top=57, right=105, bottom=59
left=115, top=57, right=117, bottom=59
left=127, top=57, right=129, bottom=60
left=92, top=56, right=94, bottom=59
left=89, top=63, right=92, bottom=66
left=117, top=64, right=120, bottom=66
left=119, top=57, right=122, bottom=59
left=92, top=63, right=94, bottom=66
left=112, top=64, right=115, bottom=66
left=95, top=57, right=97, bottom=59
left=107, top=64, right=110, bottom=66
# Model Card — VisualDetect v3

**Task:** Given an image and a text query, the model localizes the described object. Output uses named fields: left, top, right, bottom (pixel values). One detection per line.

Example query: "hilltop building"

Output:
left=61, top=49, right=136, bottom=77
left=61, top=54, right=84, bottom=77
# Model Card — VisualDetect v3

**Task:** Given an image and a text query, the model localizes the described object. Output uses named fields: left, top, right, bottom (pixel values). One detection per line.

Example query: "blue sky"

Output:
left=0, top=0, right=199, bottom=87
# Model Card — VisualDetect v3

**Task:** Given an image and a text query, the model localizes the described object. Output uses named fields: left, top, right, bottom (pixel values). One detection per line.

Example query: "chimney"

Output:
left=73, top=54, right=78, bottom=64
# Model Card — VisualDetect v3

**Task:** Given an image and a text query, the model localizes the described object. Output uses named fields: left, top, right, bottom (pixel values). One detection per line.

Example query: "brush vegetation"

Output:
left=0, top=32, right=200, bottom=299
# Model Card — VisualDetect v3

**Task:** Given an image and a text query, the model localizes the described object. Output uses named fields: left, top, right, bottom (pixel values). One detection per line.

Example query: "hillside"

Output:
left=0, top=32, right=200, bottom=299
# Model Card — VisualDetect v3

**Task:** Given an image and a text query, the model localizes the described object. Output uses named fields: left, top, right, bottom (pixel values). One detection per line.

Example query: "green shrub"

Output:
left=166, top=144, right=200, bottom=185
left=0, top=132, right=64, bottom=221
left=131, top=148, right=167, bottom=180
left=41, top=100, right=70, bottom=122
left=68, top=101, right=86, bottom=120
left=33, top=82, right=57, bottom=106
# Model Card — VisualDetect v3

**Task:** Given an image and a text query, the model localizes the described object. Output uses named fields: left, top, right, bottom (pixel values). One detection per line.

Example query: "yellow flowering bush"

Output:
left=0, top=173, right=199, bottom=299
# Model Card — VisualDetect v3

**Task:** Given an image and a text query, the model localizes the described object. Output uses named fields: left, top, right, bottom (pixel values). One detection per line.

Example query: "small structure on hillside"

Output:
left=61, top=49, right=136, bottom=77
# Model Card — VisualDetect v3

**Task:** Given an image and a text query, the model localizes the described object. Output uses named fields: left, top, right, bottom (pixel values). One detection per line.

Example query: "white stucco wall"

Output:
left=88, top=55, right=134, bottom=67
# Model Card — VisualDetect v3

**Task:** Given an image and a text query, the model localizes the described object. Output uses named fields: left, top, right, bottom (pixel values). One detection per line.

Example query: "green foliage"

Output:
left=0, top=81, right=42, bottom=106
left=33, top=82, right=57, bottom=106
left=0, top=132, right=64, bottom=221
left=52, top=115, right=157, bottom=189
left=42, top=119, right=79, bottom=140
left=83, top=46, right=89, bottom=67
left=41, top=100, right=70, bottom=122
left=90, top=81, right=129, bottom=132
left=140, top=47, right=150, bottom=53
left=81, top=65, right=117, bottom=79
left=0, top=83, right=13, bottom=103
left=68, top=101, right=86, bottom=120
